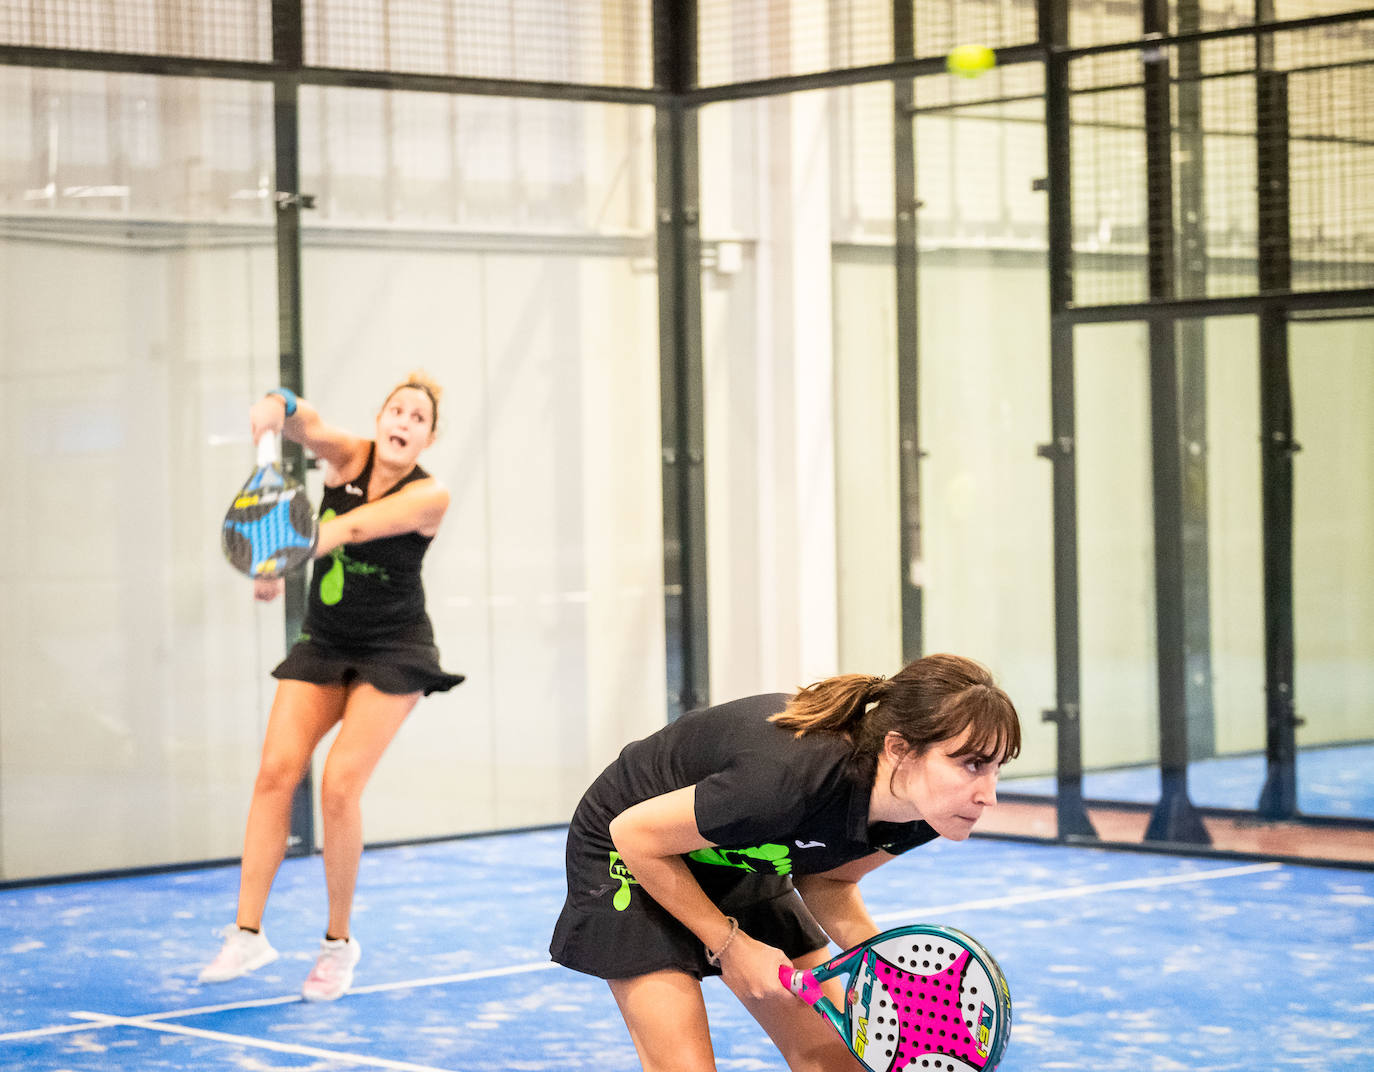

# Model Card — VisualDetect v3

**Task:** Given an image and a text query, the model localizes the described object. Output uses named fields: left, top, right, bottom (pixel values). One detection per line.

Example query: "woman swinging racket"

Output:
left=200, top=374, right=463, bottom=1001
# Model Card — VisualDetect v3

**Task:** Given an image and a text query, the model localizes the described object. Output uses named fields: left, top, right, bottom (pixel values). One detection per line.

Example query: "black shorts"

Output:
left=549, top=816, right=830, bottom=981
left=273, top=633, right=465, bottom=697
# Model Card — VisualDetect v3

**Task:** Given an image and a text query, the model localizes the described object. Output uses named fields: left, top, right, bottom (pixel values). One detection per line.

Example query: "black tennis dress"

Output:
left=272, top=442, right=464, bottom=697
left=549, top=693, right=937, bottom=980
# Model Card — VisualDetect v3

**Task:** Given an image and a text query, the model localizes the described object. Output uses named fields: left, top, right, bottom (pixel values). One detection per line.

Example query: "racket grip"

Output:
left=256, top=433, right=280, bottom=468
left=779, top=965, right=824, bottom=1006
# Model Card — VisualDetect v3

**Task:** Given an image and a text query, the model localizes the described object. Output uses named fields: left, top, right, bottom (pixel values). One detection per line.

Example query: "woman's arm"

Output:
left=314, top=478, right=451, bottom=555
left=249, top=393, right=368, bottom=476
left=608, top=786, right=792, bottom=1000
left=793, top=852, right=892, bottom=952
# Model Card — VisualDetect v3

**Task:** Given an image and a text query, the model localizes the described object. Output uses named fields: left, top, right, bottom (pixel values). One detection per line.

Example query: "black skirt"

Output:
left=272, top=631, right=464, bottom=697
left=549, top=814, right=830, bottom=981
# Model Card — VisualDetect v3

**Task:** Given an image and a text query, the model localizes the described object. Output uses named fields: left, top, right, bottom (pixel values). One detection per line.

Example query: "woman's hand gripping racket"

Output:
left=780, top=924, right=1011, bottom=1072
left=222, top=434, right=317, bottom=579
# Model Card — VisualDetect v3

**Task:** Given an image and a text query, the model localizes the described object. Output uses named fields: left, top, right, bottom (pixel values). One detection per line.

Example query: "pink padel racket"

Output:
left=780, top=923, right=1011, bottom=1072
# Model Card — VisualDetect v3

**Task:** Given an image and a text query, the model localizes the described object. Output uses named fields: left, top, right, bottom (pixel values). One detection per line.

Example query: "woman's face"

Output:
left=375, top=386, right=436, bottom=466
left=887, top=727, right=1001, bottom=841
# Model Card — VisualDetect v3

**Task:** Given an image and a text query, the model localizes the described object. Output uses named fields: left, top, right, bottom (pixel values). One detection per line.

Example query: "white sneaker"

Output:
left=198, top=925, right=279, bottom=983
left=301, top=936, right=361, bottom=1002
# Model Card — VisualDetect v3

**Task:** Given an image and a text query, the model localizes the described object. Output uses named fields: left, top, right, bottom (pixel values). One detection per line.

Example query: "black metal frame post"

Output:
left=1174, top=0, right=1218, bottom=762
left=653, top=0, right=709, bottom=720
left=272, top=0, right=314, bottom=855
left=1255, top=57, right=1301, bottom=818
left=1142, top=0, right=1209, bottom=845
left=1039, top=0, right=1097, bottom=840
left=893, top=0, right=923, bottom=662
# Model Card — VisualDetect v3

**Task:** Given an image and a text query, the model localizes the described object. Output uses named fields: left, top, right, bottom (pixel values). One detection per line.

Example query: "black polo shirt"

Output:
left=584, top=692, right=937, bottom=884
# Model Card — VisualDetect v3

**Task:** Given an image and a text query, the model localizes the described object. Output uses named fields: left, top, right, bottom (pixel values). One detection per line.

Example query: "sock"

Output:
left=325, top=933, right=348, bottom=943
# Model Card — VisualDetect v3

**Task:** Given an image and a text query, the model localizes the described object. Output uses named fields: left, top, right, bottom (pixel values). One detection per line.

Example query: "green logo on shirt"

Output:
left=688, top=844, right=793, bottom=875
left=316, top=507, right=391, bottom=605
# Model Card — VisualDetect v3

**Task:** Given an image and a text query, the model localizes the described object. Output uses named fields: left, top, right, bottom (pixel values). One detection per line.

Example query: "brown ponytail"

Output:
left=770, top=673, right=886, bottom=736
left=770, top=654, right=1021, bottom=780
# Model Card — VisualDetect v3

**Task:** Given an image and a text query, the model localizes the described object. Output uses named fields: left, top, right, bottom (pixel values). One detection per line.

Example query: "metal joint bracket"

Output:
left=275, top=192, right=317, bottom=210
left=1268, top=431, right=1303, bottom=455
left=1042, top=703, right=1079, bottom=724
left=1036, top=436, right=1073, bottom=459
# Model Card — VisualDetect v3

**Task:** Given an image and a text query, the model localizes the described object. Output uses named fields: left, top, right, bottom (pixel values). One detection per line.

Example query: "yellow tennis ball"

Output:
left=946, top=44, right=996, bottom=78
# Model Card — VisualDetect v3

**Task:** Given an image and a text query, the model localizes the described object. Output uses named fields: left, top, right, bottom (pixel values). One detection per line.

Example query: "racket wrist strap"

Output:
left=705, top=916, right=739, bottom=966
left=267, top=386, right=298, bottom=417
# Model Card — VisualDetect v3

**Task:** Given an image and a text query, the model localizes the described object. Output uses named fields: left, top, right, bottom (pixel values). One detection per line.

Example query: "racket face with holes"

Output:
left=796, top=924, right=1011, bottom=1072
left=221, top=463, right=317, bottom=579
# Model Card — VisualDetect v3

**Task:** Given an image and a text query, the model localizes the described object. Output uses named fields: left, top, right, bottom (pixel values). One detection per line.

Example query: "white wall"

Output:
left=0, top=233, right=282, bottom=877
left=0, top=69, right=665, bottom=881
left=700, top=86, right=1059, bottom=777
left=298, top=242, right=666, bottom=842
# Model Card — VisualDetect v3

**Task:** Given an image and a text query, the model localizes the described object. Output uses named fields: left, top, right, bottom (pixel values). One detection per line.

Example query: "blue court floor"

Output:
left=2, top=828, right=1372, bottom=1071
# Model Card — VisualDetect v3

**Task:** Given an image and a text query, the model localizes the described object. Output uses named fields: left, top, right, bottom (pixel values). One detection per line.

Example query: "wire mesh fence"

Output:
left=303, top=0, right=652, bottom=87
left=1067, top=15, right=1373, bottom=307
left=0, top=0, right=272, bottom=61
left=696, top=0, right=1039, bottom=89
left=0, top=3, right=1369, bottom=301
left=0, top=1, right=654, bottom=87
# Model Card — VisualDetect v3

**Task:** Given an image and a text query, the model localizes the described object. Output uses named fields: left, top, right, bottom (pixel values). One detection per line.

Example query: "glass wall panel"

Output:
left=0, top=69, right=279, bottom=881
left=912, top=65, right=1056, bottom=779
left=297, top=87, right=664, bottom=842
left=1190, top=316, right=1265, bottom=809
left=700, top=82, right=911, bottom=697
left=1180, top=312, right=1374, bottom=823
left=1073, top=321, right=1160, bottom=780
left=699, top=86, right=863, bottom=697
left=699, top=71, right=1054, bottom=764
left=1291, top=316, right=1374, bottom=819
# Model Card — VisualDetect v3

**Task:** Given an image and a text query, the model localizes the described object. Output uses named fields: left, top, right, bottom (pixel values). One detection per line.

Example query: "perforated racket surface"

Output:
left=781, top=923, right=1011, bottom=1072
left=222, top=435, right=317, bottom=578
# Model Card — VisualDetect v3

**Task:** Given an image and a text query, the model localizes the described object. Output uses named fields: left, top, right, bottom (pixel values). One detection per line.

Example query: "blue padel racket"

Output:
left=780, top=923, right=1011, bottom=1072
left=222, top=434, right=317, bottom=579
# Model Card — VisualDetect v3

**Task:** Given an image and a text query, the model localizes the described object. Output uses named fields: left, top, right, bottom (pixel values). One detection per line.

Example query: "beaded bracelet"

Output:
left=266, top=386, right=298, bottom=417
left=705, top=916, right=739, bottom=966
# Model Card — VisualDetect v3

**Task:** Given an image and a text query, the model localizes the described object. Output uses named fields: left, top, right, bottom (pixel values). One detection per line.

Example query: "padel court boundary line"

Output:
left=872, top=860, right=1282, bottom=924
left=70, top=1011, right=462, bottom=1072
left=0, top=961, right=559, bottom=1043
left=0, top=861, right=1280, bottom=1048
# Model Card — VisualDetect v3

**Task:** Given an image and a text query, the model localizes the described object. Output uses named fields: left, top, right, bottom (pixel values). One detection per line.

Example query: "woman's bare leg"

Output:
left=235, top=680, right=347, bottom=930
left=726, top=947, right=860, bottom=1072
left=317, top=682, right=420, bottom=938
left=609, top=970, right=718, bottom=1072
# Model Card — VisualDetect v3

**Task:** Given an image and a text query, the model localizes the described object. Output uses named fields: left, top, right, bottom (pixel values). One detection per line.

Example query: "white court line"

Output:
left=0, top=995, right=303, bottom=1042
left=0, top=962, right=557, bottom=1043
left=71, top=1012, right=461, bottom=1072
left=0, top=1021, right=107, bottom=1042
left=872, top=860, right=1282, bottom=924
left=348, top=958, right=558, bottom=996
left=0, top=862, right=1280, bottom=1049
